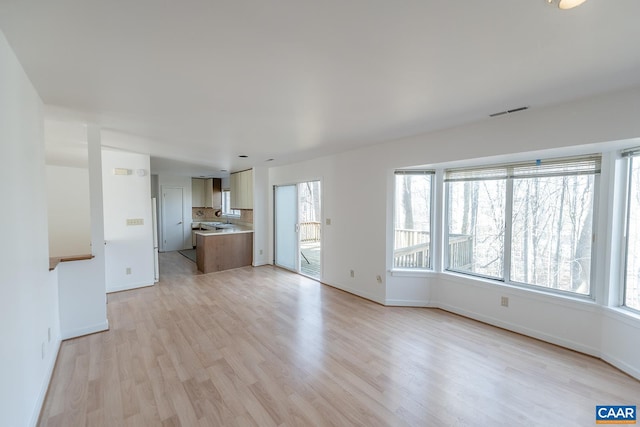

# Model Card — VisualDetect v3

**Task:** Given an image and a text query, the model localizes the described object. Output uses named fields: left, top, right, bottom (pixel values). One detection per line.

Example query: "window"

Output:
left=445, top=155, right=600, bottom=296
left=446, top=178, right=506, bottom=279
left=222, top=190, right=240, bottom=216
left=624, top=148, right=640, bottom=311
left=393, top=171, right=434, bottom=269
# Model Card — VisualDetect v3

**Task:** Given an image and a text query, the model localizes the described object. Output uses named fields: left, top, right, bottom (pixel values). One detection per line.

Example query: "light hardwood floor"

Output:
left=38, top=252, right=640, bottom=426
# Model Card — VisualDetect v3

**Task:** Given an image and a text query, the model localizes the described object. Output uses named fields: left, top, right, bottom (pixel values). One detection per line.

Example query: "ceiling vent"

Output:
left=489, top=106, right=529, bottom=118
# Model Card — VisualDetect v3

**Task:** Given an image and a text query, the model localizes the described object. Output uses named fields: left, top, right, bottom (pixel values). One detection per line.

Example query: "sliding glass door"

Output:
left=274, top=181, right=322, bottom=279
left=274, top=185, right=298, bottom=271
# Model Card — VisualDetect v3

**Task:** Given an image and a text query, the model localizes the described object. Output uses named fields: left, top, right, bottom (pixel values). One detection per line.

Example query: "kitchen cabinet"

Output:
left=230, top=169, right=253, bottom=209
left=192, top=178, right=204, bottom=207
left=196, top=231, right=253, bottom=273
left=192, top=178, right=222, bottom=208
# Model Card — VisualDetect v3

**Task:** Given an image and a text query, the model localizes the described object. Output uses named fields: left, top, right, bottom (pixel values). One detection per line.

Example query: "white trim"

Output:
left=324, top=282, right=385, bottom=305
left=436, top=301, right=601, bottom=357
left=61, top=320, right=109, bottom=340
left=106, top=281, right=154, bottom=294
left=600, top=353, right=640, bottom=382
left=601, top=306, right=640, bottom=328
left=384, top=299, right=436, bottom=307
left=29, top=337, right=61, bottom=427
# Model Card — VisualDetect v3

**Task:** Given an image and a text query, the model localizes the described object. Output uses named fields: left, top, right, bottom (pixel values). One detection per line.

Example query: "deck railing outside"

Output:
left=300, top=221, right=321, bottom=242
left=394, top=229, right=473, bottom=270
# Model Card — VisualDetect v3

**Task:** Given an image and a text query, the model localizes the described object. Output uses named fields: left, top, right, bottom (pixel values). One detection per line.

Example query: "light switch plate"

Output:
left=126, top=218, right=144, bottom=226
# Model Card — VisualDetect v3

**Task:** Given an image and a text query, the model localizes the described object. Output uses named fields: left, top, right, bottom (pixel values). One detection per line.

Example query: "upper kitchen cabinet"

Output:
left=192, top=178, right=222, bottom=208
left=230, top=169, right=253, bottom=209
left=192, top=178, right=204, bottom=207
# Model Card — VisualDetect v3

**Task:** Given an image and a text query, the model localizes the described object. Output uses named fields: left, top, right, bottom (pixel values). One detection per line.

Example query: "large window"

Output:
left=393, top=171, right=434, bottom=269
left=445, top=155, right=600, bottom=296
left=624, top=149, right=640, bottom=311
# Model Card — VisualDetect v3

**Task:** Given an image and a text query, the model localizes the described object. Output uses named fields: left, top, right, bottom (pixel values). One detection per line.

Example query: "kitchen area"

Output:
left=189, top=169, right=254, bottom=273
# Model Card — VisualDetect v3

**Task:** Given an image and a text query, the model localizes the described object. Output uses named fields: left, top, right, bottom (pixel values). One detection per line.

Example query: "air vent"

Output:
left=489, top=106, right=529, bottom=117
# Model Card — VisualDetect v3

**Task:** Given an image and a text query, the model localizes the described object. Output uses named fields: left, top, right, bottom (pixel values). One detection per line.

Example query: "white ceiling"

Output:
left=2, top=0, right=640, bottom=175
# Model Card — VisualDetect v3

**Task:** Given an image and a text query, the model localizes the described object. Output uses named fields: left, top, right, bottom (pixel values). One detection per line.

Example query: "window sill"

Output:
left=440, top=270, right=599, bottom=309
left=602, top=306, right=640, bottom=328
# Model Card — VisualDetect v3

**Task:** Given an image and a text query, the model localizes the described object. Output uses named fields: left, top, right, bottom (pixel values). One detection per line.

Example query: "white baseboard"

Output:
left=600, top=352, right=640, bottom=381
left=106, top=281, right=154, bottom=294
left=324, top=282, right=385, bottom=305
left=436, top=302, right=601, bottom=357
left=385, top=299, right=436, bottom=307
left=29, top=337, right=61, bottom=427
left=61, top=320, right=109, bottom=340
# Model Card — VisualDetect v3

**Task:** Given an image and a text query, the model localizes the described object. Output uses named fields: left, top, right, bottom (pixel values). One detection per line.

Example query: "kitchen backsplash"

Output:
left=192, top=208, right=253, bottom=225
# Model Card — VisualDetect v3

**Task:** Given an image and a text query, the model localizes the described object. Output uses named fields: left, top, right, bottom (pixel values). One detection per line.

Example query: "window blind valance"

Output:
left=395, top=170, right=435, bottom=175
left=444, top=154, right=601, bottom=182
left=621, top=147, right=640, bottom=158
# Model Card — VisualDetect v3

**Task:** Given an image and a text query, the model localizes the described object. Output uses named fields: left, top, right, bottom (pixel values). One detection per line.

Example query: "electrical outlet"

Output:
left=126, top=267, right=132, bottom=275
left=501, top=296, right=509, bottom=307
left=259, top=249, right=263, bottom=255
left=376, top=275, right=382, bottom=283
left=350, top=269, right=355, bottom=278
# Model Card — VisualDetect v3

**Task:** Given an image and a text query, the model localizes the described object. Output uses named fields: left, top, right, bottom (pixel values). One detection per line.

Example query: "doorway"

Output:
left=162, top=187, right=184, bottom=251
left=274, top=181, right=322, bottom=279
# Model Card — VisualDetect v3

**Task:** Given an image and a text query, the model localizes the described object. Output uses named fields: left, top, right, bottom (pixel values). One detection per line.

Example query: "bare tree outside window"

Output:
left=447, top=180, right=505, bottom=278
left=625, top=157, right=640, bottom=310
left=511, top=175, right=594, bottom=294
left=393, top=172, right=432, bottom=269
left=444, top=155, right=599, bottom=295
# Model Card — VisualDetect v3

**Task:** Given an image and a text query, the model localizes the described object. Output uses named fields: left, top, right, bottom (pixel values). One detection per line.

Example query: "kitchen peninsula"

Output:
left=195, top=225, right=253, bottom=273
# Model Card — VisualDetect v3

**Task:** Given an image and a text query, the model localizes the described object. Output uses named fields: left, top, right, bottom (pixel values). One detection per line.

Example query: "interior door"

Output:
left=274, top=185, right=298, bottom=271
left=162, top=187, right=184, bottom=251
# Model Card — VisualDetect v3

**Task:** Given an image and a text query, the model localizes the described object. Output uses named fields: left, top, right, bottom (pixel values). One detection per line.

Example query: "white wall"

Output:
left=102, top=149, right=154, bottom=292
left=157, top=174, right=192, bottom=251
left=264, top=86, right=640, bottom=380
left=56, top=125, right=109, bottom=340
left=0, top=30, right=62, bottom=427
left=252, top=166, right=269, bottom=266
left=46, top=165, right=91, bottom=257
left=269, top=153, right=388, bottom=303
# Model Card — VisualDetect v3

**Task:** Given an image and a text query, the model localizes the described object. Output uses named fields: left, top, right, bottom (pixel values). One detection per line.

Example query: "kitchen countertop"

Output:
left=49, top=254, right=94, bottom=271
left=194, top=224, right=254, bottom=236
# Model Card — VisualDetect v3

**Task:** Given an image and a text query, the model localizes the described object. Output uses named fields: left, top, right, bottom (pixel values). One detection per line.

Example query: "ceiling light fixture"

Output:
left=547, top=0, right=587, bottom=10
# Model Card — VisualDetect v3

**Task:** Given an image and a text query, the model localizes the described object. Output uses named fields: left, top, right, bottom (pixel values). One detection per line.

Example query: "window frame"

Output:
left=221, top=189, right=241, bottom=217
left=622, top=148, right=640, bottom=313
left=444, top=154, right=601, bottom=299
left=392, top=170, right=436, bottom=272
left=444, top=177, right=507, bottom=282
